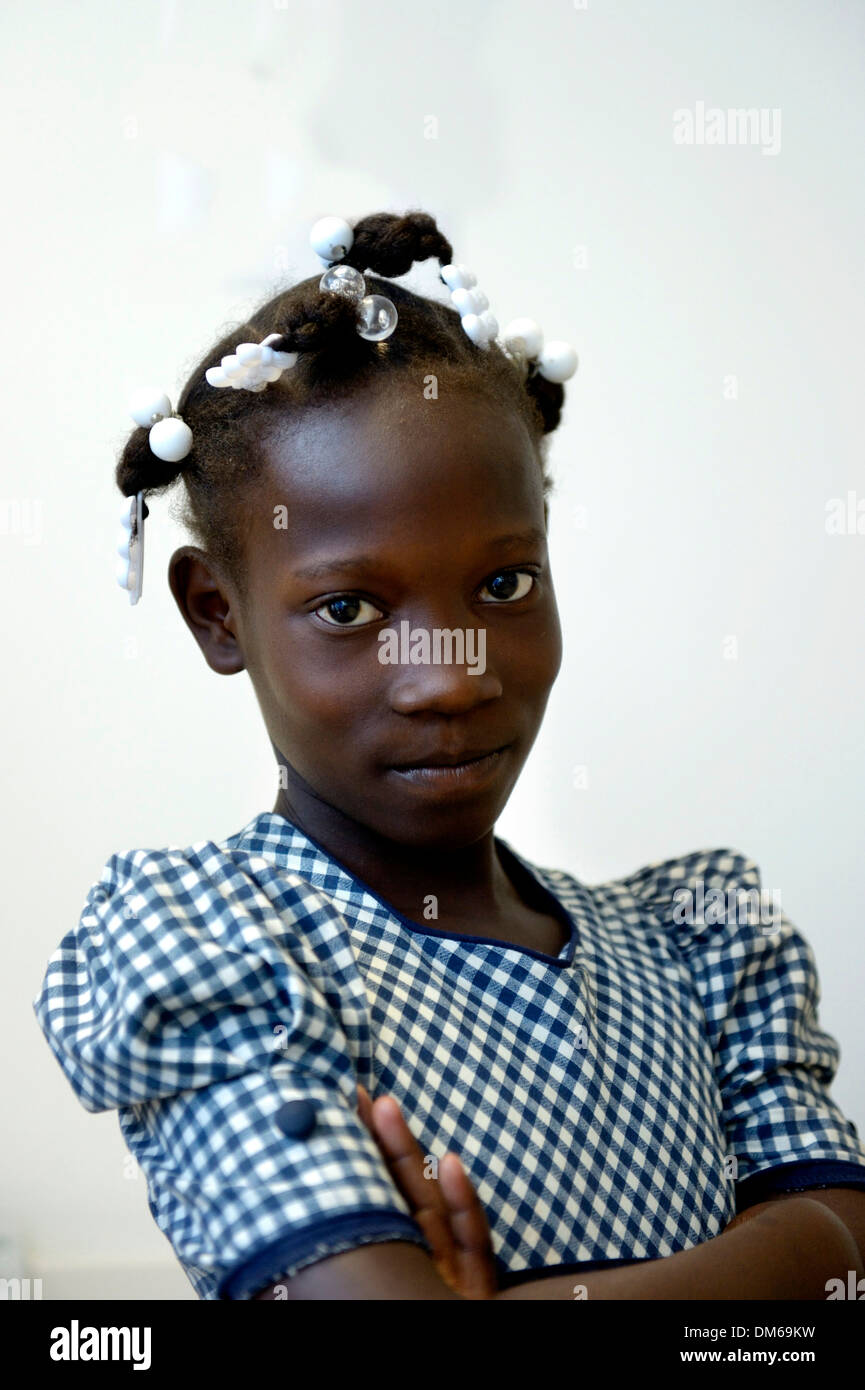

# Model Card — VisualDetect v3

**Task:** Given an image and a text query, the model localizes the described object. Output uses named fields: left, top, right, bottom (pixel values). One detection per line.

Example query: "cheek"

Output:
left=495, top=599, right=562, bottom=691
left=268, top=634, right=385, bottom=726
left=544, top=607, right=564, bottom=682
left=536, top=590, right=564, bottom=679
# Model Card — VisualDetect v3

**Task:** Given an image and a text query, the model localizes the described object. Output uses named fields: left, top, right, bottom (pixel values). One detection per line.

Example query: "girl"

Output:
left=34, top=210, right=865, bottom=1300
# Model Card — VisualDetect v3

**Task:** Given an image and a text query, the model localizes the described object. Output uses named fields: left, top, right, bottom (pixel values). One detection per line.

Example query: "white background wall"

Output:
left=3, top=0, right=863, bottom=1300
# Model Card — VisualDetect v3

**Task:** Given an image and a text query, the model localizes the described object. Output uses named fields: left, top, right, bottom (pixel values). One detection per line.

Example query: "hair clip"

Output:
left=117, top=391, right=192, bottom=604
left=116, top=491, right=144, bottom=604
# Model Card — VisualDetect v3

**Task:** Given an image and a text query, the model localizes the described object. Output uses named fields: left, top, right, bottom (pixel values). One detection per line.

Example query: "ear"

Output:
left=167, top=546, right=246, bottom=675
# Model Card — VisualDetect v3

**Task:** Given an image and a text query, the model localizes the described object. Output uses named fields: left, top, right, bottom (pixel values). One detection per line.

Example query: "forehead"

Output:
left=245, top=381, right=545, bottom=573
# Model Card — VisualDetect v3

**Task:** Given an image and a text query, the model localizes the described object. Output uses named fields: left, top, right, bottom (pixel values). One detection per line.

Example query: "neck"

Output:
left=271, top=775, right=514, bottom=929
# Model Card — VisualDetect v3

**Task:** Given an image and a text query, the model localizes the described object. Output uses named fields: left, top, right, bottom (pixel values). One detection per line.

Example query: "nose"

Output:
left=385, top=620, right=502, bottom=716
left=389, top=664, right=503, bottom=716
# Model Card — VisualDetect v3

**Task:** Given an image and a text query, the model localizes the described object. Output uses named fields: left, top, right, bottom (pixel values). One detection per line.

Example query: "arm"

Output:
left=497, top=1193, right=865, bottom=1300
left=253, top=1190, right=865, bottom=1300
left=350, top=1089, right=865, bottom=1302
left=253, top=1241, right=462, bottom=1300
left=253, top=1086, right=865, bottom=1300
left=724, top=1186, right=865, bottom=1256
left=254, top=1089, right=498, bottom=1300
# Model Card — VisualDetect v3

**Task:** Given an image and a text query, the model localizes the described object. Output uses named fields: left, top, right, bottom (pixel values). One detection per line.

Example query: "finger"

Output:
left=369, top=1096, right=458, bottom=1284
left=356, top=1082, right=375, bottom=1133
left=437, top=1153, right=498, bottom=1299
left=357, top=1090, right=456, bottom=1280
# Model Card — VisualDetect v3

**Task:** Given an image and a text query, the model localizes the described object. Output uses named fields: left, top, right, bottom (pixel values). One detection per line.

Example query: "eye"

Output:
left=478, top=569, right=537, bottom=603
left=313, top=595, right=384, bottom=627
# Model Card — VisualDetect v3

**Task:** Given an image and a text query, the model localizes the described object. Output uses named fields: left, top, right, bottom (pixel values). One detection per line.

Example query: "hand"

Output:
left=357, top=1082, right=499, bottom=1299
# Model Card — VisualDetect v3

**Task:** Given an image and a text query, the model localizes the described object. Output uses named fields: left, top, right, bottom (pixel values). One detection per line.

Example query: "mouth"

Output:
left=387, top=743, right=513, bottom=792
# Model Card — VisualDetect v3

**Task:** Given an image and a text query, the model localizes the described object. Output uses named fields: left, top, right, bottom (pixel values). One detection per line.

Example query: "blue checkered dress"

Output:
left=33, top=812, right=865, bottom=1299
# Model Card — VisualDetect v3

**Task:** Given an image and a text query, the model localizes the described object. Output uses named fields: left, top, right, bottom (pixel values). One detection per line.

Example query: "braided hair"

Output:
left=115, top=210, right=569, bottom=602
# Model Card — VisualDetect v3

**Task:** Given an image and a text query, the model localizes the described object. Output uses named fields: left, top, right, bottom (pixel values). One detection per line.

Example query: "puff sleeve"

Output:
left=629, top=847, right=865, bottom=1212
left=32, top=849, right=431, bottom=1298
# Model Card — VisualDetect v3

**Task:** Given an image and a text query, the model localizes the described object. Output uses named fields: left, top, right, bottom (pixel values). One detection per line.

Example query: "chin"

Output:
left=372, top=788, right=518, bottom=852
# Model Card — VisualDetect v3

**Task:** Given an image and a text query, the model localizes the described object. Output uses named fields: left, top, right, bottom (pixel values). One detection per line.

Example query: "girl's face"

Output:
left=219, top=379, right=561, bottom=849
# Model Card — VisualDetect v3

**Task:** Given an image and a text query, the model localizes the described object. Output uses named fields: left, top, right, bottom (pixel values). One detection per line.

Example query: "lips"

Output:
left=390, top=743, right=510, bottom=770
left=385, top=743, right=513, bottom=795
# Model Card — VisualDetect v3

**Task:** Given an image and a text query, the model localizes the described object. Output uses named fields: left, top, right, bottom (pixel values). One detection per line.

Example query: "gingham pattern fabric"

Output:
left=33, top=813, right=865, bottom=1299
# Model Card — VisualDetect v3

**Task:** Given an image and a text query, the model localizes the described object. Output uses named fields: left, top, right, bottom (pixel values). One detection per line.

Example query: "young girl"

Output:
left=34, top=210, right=865, bottom=1301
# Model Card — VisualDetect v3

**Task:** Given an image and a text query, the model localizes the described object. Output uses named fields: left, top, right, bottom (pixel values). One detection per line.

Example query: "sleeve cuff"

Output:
left=736, top=1158, right=865, bottom=1213
left=218, top=1209, right=432, bottom=1300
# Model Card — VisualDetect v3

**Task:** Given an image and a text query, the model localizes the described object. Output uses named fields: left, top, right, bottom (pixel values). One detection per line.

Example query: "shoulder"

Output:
left=35, top=815, right=359, bottom=1033
left=597, top=845, right=787, bottom=957
left=70, top=817, right=349, bottom=959
left=32, top=821, right=362, bottom=1110
left=613, top=845, right=761, bottom=915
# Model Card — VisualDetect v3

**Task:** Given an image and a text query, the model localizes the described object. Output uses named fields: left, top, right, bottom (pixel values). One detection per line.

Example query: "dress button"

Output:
left=275, top=1099, right=317, bottom=1139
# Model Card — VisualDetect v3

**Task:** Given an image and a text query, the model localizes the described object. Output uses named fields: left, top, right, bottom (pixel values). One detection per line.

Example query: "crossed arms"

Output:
left=252, top=1088, right=865, bottom=1301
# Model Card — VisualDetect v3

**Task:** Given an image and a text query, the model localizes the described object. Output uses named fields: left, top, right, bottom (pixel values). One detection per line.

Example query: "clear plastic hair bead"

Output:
left=356, top=294, right=398, bottom=341
left=320, top=265, right=366, bottom=303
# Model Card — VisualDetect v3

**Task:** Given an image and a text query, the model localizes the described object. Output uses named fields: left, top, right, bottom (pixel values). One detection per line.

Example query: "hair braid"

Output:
left=340, top=210, right=453, bottom=278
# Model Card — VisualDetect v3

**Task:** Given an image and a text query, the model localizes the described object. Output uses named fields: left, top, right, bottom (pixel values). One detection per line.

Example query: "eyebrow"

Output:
left=292, top=555, right=385, bottom=581
left=290, top=528, right=548, bottom=581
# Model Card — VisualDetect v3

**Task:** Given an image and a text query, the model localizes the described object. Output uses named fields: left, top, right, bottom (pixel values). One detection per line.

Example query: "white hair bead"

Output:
left=450, top=287, right=480, bottom=316
left=235, top=343, right=262, bottom=366
left=310, top=216, right=354, bottom=263
left=148, top=416, right=193, bottom=463
left=537, top=341, right=579, bottom=383
left=440, top=263, right=477, bottom=290
left=480, top=309, right=499, bottom=340
left=502, top=318, right=544, bottom=360
left=460, top=313, right=490, bottom=346
left=205, top=334, right=298, bottom=393
left=260, top=333, right=298, bottom=368
left=129, top=389, right=172, bottom=429
left=272, top=349, right=298, bottom=369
